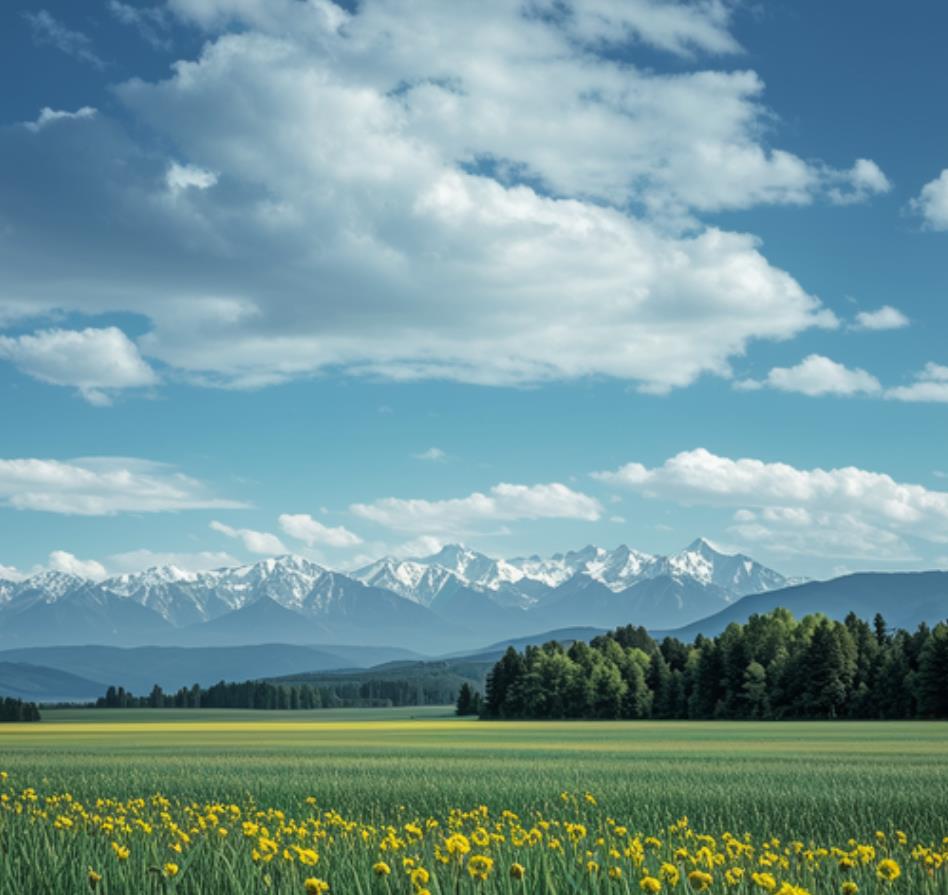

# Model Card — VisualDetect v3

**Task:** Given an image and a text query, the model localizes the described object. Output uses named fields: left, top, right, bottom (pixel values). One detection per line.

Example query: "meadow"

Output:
left=0, top=708, right=945, bottom=893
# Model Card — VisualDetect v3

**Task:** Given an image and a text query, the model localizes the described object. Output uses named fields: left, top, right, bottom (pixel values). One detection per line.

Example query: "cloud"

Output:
left=885, top=362, right=948, bottom=403
left=910, top=169, right=948, bottom=230
left=736, top=354, right=881, bottom=397
left=209, top=520, right=287, bottom=554
left=23, top=106, right=97, bottom=133
left=827, top=158, right=892, bottom=205
left=0, top=564, right=26, bottom=583
left=0, top=327, right=158, bottom=404
left=23, top=10, right=106, bottom=69
left=0, top=0, right=879, bottom=395
left=351, top=481, right=602, bottom=534
left=0, top=457, right=244, bottom=515
left=47, top=550, right=108, bottom=580
left=108, top=2, right=172, bottom=50
left=852, top=305, right=910, bottom=331
left=278, top=513, right=363, bottom=548
left=106, top=549, right=240, bottom=573
left=729, top=507, right=914, bottom=561
left=166, top=162, right=218, bottom=194
left=413, top=447, right=447, bottom=462
left=593, top=447, right=948, bottom=557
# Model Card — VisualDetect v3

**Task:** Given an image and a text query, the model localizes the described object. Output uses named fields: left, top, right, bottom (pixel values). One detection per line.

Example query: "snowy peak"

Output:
left=352, top=557, right=459, bottom=606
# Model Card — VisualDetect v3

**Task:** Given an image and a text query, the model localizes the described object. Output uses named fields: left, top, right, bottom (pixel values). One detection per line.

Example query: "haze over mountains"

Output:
left=2, top=538, right=947, bottom=702
left=2, top=539, right=946, bottom=671
left=0, top=539, right=795, bottom=652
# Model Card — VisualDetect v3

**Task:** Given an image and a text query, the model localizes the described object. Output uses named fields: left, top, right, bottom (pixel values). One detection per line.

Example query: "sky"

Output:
left=1, top=0, right=947, bottom=583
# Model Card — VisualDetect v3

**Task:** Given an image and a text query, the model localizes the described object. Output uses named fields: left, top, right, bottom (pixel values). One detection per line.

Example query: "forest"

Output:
left=93, top=677, right=455, bottom=710
left=0, top=697, right=41, bottom=722
left=475, top=609, right=948, bottom=720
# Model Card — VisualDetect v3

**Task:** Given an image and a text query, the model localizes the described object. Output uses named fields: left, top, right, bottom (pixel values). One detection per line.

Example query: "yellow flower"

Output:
left=608, top=866, right=622, bottom=880
left=587, top=860, right=600, bottom=874
left=640, top=876, right=662, bottom=893
left=303, top=879, right=329, bottom=894
left=660, top=863, right=680, bottom=885
left=467, top=854, right=494, bottom=881
left=752, top=872, right=777, bottom=891
left=163, top=863, right=179, bottom=878
left=876, top=859, right=901, bottom=882
left=510, top=863, right=526, bottom=880
left=410, top=867, right=430, bottom=886
left=445, top=833, right=471, bottom=858
left=688, top=870, right=713, bottom=891
left=87, top=868, right=102, bottom=890
left=111, top=842, right=129, bottom=861
left=841, top=884, right=859, bottom=895
left=373, top=862, right=391, bottom=877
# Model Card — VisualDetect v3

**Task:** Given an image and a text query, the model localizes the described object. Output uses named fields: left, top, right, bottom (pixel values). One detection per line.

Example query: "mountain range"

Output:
left=0, top=539, right=794, bottom=651
left=2, top=540, right=945, bottom=661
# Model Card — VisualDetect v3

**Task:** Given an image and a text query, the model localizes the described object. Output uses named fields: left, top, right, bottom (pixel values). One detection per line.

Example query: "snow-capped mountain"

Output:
left=359, top=539, right=793, bottom=607
left=353, top=557, right=460, bottom=606
left=0, top=541, right=799, bottom=651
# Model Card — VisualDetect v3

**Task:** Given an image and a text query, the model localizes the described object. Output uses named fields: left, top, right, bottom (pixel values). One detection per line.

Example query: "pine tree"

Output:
left=456, top=682, right=474, bottom=716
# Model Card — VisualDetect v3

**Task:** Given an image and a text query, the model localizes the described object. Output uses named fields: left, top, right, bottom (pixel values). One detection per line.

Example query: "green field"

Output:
left=1, top=709, right=946, bottom=893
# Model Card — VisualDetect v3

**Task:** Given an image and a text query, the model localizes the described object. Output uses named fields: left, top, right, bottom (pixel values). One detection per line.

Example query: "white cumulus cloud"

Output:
left=166, top=162, right=218, bottom=194
left=23, top=106, right=97, bottom=132
left=886, top=362, right=948, bottom=403
left=351, top=481, right=602, bottom=534
left=910, top=169, right=948, bottom=230
left=736, top=354, right=881, bottom=397
left=852, top=305, right=910, bottom=331
left=0, top=0, right=884, bottom=395
left=210, top=520, right=287, bottom=555
left=593, top=447, right=948, bottom=558
left=0, top=327, right=157, bottom=405
left=0, top=564, right=26, bottom=583
left=827, top=158, right=892, bottom=205
left=47, top=550, right=108, bottom=580
left=0, top=457, right=244, bottom=515
left=278, top=513, right=362, bottom=548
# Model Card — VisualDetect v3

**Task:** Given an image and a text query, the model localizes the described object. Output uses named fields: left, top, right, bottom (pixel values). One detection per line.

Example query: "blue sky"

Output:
left=1, top=0, right=947, bottom=582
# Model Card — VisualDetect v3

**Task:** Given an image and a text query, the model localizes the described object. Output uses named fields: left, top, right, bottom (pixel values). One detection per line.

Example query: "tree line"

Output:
left=475, top=609, right=948, bottom=720
left=0, top=697, right=41, bottom=722
left=95, top=677, right=453, bottom=711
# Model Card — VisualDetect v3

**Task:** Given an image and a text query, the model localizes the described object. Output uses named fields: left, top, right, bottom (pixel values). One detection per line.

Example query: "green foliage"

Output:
left=0, top=697, right=40, bottom=722
left=1, top=711, right=948, bottom=893
left=481, top=609, right=948, bottom=720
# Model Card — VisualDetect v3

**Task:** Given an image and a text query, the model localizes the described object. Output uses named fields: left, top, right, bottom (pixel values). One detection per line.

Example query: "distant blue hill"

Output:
left=654, top=571, right=948, bottom=641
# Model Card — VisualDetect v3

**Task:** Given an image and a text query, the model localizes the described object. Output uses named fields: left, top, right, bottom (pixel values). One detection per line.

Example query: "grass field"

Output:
left=1, top=709, right=946, bottom=893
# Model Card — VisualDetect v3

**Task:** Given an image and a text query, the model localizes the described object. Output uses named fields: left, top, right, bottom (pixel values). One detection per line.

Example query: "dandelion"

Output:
left=688, top=869, right=713, bottom=891
left=163, top=863, right=179, bottom=878
left=640, top=875, right=662, bottom=893
left=509, top=862, right=526, bottom=880
left=111, top=842, right=129, bottom=861
left=752, top=871, right=777, bottom=891
left=841, top=884, right=859, bottom=895
left=410, top=867, right=430, bottom=886
left=303, top=879, right=329, bottom=894
left=372, top=861, right=391, bottom=876
left=876, top=858, right=901, bottom=882
left=87, top=868, right=102, bottom=890
left=467, top=854, right=494, bottom=881
left=608, top=866, right=622, bottom=880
